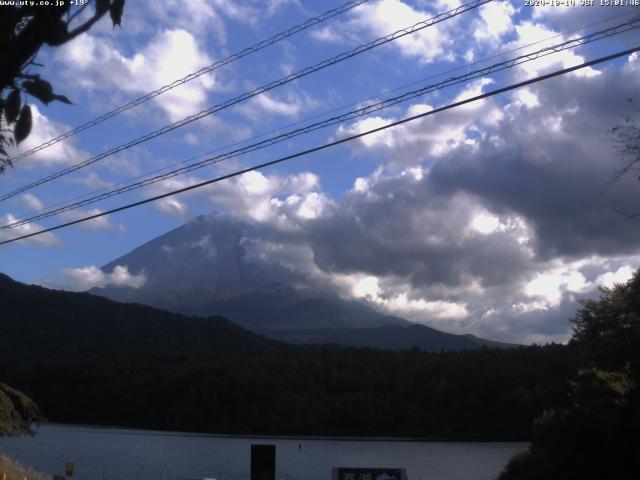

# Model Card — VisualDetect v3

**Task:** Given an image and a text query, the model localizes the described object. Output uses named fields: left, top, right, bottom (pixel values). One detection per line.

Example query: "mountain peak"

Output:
left=0, top=272, right=15, bottom=284
left=89, top=214, right=514, bottom=350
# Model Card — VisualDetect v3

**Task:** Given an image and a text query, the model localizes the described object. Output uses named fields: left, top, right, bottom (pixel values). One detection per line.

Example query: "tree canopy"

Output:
left=0, top=0, right=125, bottom=173
left=499, top=271, right=640, bottom=480
left=0, top=383, right=44, bottom=436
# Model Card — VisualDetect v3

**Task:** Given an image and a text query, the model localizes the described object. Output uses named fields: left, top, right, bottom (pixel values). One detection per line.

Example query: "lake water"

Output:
left=0, top=424, right=526, bottom=480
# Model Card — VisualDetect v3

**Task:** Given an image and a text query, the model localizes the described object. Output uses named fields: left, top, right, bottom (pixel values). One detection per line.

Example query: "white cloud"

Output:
left=595, top=265, right=635, bottom=289
left=56, top=29, right=216, bottom=121
left=156, top=197, right=191, bottom=220
left=0, top=213, right=60, bottom=247
left=60, top=264, right=146, bottom=291
left=211, top=0, right=261, bottom=27
left=309, top=26, right=344, bottom=43
left=289, top=192, right=329, bottom=220
left=144, top=0, right=227, bottom=42
left=469, top=211, right=500, bottom=235
left=311, top=0, right=458, bottom=64
left=333, top=272, right=470, bottom=321
left=67, top=171, right=113, bottom=190
left=510, top=22, right=600, bottom=78
left=473, top=1, right=515, bottom=42
left=22, top=193, right=44, bottom=211
left=336, top=81, right=502, bottom=164
left=513, top=88, right=540, bottom=109
left=145, top=175, right=201, bottom=220
left=238, top=91, right=319, bottom=120
left=60, top=208, right=114, bottom=231
left=205, top=170, right=324, bottom=223
left=10, top=105, right=86, bottom=167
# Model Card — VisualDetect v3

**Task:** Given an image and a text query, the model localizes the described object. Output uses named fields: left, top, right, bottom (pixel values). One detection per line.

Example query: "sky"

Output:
left=2, top=0, right=640, bottom=344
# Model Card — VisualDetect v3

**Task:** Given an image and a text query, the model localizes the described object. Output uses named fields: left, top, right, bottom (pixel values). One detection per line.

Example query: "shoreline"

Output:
left=33, top=422, right=529, bottom=444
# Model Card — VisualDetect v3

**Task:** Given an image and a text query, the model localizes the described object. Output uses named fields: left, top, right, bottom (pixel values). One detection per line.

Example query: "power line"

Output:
left=0, top=0, right=491, bottom=203
left=3, top=17, right=638, bottom=231
left=4, top=18, right=638, bottom=230
left=2, top=45, right=637, bottom=247
left=8, top=0, right=372, bottom=164
left=6, top=9, right=629, bottom=230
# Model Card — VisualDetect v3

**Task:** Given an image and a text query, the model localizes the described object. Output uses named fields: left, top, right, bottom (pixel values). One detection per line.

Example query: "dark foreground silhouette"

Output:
left=499, top=273, right=640, bottom=479
left=0, top=273, right=572, bottom=439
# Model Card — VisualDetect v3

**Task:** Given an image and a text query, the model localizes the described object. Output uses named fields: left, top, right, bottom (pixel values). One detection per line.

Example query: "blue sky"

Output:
left=2, top=0, right=640, bottom=343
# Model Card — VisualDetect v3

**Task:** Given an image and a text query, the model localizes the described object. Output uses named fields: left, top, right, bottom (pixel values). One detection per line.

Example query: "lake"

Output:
left=0, top=424, right=526, bottom=480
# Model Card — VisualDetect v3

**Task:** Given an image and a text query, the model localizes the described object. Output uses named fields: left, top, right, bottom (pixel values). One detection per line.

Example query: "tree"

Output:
left=0, top=383, right=44, bottom=436
left=0, top=0, right=126, bottom=437
left=499, top=271, right=640, bottom=480
left=571, top=271, right=640, bottom=376
left=0, top=0, right=126, bottom=174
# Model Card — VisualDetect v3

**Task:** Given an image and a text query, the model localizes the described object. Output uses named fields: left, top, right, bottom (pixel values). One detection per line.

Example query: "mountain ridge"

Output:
left=87, top=213, right=517, bottom=350
left=1, top=272, right=516, bottom=353
left=0, top=272, right=278, bottom=361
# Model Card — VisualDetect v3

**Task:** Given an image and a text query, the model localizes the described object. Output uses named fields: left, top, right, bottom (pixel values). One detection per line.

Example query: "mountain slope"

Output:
left=264, top=324, right=516, bottom=351
left=92, top=213, right=408, bottom=331
left=0, top=273, right=278, bottom=361
left=96, top=214, right=286, bottom=308
left=180, top=294, right=410, bottom=332
left=89, top=213, right=516, bottom=350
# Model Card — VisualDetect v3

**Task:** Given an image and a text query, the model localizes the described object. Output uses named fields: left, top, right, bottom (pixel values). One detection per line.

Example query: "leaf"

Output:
left=5, top=89, right=21, bottom=124
left=110, top=0, right=125, bottom=26
left=96, top=0, right=110, bottom=14
left=23, top=79, right=73, bottom=105
left=23, top=79, right=54, bottom=104
left=42, top=17, right=68, bottom=46
left=14, top=105, right=32, bottom=145
left=52, top=94, right=73, bottom=105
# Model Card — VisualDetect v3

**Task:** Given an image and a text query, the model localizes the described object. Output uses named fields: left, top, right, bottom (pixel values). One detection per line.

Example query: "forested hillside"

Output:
left=1, top=345, right=574, bottom=439
left=0, top=272, right=575, bottom=439
left=0, top=273, right=278, bottom=360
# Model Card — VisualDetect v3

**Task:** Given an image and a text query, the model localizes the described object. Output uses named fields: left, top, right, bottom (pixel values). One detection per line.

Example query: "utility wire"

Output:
left=5, top=8, right=626, bottom=230
left=12, top=2, right=628, bottom=226
left=3, top=18, right=638, bottom=230
left=11, top=7, right=628, bottom=224
left=2, top=45, right=637, bottom=246
left=8, top=0, right=371, bottom=164
left=5, top=7, right=631, bottom=230
left=0, top=0, right=491, bottom=203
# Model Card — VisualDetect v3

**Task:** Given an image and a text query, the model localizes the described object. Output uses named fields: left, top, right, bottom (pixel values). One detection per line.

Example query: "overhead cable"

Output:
left=0, top=0, right=491, bottom=202
left=8, top=0, right=372, bottom=163
left=2, top=44, right=637, bottom=246
left=3, top=18, right=638, bottom=230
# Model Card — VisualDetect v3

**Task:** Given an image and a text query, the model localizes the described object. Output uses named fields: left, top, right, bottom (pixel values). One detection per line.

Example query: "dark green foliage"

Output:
left=499, top=370, right=639, bottom=480
left=110, top=0, right=126, bottom=26
left=0, top=1, right=125, bottom=172
left=0, top=273, right=278, bottom=360
left=0, top=273, right=574, bottom=438
left=4, top=90, right=20, bottom=124
left=499, top=271, right=640, bottom=479
left=0, top=345, right=573, bottom=439
left=0, top=383, right=44, bottom=436
left=13, top=105, right=31, bottom=144
left=571, top=273, right=640, bottom=375
left=22, top=79, right=72, bottom=106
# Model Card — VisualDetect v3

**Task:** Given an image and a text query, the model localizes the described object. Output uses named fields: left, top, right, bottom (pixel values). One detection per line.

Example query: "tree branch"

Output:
left=48, top=3, right=110, bottom=46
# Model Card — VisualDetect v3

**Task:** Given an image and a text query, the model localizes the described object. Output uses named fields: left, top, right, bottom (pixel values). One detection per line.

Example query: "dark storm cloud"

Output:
left=245, top=60, right=640, bottom=298
left=294, top=172, right=536, bottom=290
left=429, top=61, right=640, bottom=260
